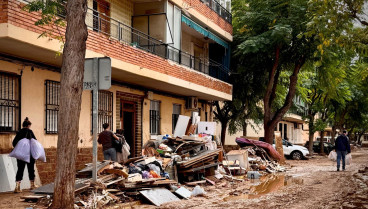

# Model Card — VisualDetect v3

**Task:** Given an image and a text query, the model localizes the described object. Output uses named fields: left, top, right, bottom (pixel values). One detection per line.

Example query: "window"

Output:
left=45, top=80, right=60, bottom=134
left=0, top=72, right=20, bottom=132
left=150, top=101, right=160, bottom=135
left=92, top=90, right=113, bottom=133
left=172, top=104, right=181, bottom=133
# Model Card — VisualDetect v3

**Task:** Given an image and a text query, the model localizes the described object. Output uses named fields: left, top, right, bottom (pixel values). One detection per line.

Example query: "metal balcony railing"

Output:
left=200, top=0, right=232, bottom=24
left=85, top=8, right=229, bottom=82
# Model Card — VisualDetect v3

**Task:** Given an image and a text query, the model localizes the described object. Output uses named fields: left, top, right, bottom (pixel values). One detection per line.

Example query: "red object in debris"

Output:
left=235, top=138, right=282, bottom=161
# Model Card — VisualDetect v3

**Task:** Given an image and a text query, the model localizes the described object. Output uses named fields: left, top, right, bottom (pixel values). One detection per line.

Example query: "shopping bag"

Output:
left=328, top=150, right=337, bottom=162
left=30, top=138, right=46, bottom=162
left=9, top=138, right=31, bottom=163
left=345, top=153, right=352, bottom=165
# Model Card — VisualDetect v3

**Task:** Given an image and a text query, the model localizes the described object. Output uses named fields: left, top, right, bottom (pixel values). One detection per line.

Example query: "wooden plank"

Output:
left=152, top=180, right=177, bottom=185
left=21, top=195, right=45, bottom=200
left=184, top=180, right=206, bottom=186
left=99, top=174, right=116, bottom=183
left=105, top=169, right=129, bottom=178
left=104, top=178, right=125, bottom=186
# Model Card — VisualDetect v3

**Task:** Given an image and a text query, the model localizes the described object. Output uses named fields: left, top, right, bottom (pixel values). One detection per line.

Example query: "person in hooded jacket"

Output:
left=335, top=130, right=351, bottom=171
left=12, top=117, right=38, bottom=193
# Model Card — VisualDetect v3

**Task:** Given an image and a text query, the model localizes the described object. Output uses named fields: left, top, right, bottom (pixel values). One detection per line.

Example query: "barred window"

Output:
left=0, top=72, right=20, bottom=132
left=150, top=100, right=160, bottom=135
left=45, top=80, right=60, bottom=134
left=172, top=104, right=181, bottom=133
left=92, top=91, right=113, bottom=133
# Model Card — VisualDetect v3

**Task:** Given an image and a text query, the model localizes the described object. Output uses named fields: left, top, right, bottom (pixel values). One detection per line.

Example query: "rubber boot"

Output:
left=14, top=181, right=21, bottom=193
left=30, top=181, right=38, bottom=190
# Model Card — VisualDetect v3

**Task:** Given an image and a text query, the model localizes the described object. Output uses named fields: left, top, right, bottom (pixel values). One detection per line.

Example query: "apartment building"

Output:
left=223, top=97, right=309, bottom=145
left=0, top=0, right=233, bottom=183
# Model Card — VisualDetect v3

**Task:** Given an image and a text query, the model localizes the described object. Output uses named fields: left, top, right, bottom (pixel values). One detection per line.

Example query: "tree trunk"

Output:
left=242, top=121, right=247, bottom=137
left=264, top=122, right=276, bottom=144
left=263, top=55, right=305, bottom=144
left=52, top=0, right=88, bottom=208
left=331, top=125, right=337, bottom=145
left=320, top=131, right=325, bottom=155
left=308, top=131, right=314, bottom=154
left=220, top=122, right=228, bottom=146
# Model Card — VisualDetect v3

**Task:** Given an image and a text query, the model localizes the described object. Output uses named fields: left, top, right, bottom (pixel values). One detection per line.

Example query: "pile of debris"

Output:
left=235, top=137, right=286, bottom=174
left=23, top=133, right=286, bottom=207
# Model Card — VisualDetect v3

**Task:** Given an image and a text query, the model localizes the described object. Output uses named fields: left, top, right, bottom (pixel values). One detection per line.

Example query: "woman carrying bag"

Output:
left=12, top=117, right=38, bottom=193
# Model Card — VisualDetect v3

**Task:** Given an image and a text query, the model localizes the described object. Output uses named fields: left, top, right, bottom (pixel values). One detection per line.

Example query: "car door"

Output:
left=282, top=140, right=293, bottom=155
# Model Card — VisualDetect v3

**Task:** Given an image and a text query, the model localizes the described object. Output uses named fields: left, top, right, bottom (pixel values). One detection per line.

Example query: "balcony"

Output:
left=86, top=8, right=229, bottom=82
left=200, top=0, right=232, bottom=24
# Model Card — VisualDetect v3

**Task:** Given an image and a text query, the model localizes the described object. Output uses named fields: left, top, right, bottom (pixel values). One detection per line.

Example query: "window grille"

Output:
left=150, top=100, right=160, bottom=135
left=92, top=91, right=113, bottom=133
left=172, top=104, right=181, bottom=133
left=0, top=72, right=20, bottom=132
left=45, top=80, right=60, bottom=134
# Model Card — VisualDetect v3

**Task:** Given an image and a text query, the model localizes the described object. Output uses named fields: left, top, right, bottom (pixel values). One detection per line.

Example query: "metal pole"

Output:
left=92, top=58, right=99, bottom=182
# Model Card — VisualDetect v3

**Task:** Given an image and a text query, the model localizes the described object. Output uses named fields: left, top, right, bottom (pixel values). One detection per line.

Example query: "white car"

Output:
left=272, top=139, right=309, bottom=160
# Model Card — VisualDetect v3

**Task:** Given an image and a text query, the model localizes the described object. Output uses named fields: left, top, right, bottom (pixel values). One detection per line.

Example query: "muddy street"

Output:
left=157, top=148, right=368, bottom=209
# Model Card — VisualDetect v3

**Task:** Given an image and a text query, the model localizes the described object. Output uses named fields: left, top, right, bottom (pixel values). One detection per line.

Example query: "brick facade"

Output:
left=182, top=0, right=232, bottom=35
left=2, top=0, right=232, bottom=95
left=36, top=147, right=104, bottom=184
left=0, top=0, right=8, bottom=23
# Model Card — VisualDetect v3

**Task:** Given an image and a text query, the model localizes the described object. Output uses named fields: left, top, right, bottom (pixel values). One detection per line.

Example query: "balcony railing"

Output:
left=200, top=0, right=232, bottom=24
left=86, top=8, right=229, bottom=82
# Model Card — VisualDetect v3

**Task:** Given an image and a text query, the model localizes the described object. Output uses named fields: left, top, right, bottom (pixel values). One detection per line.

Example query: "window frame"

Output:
left=172, top=103, right=181, bottom=133
left=150, top=100, right=161, bottom=135
left=45, top=80, right=60, bottom=134
left=0, top=71, right=21, bottom=133
left=91, top=90, right=114, bottom=134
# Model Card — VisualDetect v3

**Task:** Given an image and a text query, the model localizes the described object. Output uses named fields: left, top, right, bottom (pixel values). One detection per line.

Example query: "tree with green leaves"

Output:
left=232, top=0, right=318, bottom=144
left=25, top=0, right=88, bottom=208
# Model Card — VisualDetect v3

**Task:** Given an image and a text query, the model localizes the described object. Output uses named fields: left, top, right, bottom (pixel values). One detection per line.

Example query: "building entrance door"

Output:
left=120, top=101, right=136, bottom=157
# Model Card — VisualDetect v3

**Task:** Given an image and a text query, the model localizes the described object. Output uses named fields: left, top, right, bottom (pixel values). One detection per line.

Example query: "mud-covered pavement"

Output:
left=1, top=148, right=367, bottom=209
left=159, top=148, right=368, bottom=209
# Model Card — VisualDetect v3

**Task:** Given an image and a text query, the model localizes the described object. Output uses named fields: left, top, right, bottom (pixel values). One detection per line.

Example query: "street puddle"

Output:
left=224, top=174, right=303, bottom=201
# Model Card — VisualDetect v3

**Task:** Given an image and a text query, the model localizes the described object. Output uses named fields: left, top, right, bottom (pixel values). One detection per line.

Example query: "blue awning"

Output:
left=181, top=15, right=229, bottom=49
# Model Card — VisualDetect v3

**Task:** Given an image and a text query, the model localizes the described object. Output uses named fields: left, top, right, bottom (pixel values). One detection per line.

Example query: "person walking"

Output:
left=335, top=130, right=351, bottom=171
left=12, top=117, right=37, bottom=193
left=98, top=123, right=120, bottom=161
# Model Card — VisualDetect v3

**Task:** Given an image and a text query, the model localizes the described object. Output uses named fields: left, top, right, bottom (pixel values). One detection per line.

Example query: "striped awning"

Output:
left=181, top=15, right=229, bottom=49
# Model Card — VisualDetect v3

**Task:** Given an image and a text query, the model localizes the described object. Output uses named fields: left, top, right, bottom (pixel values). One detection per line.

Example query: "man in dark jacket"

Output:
left=98, top=123, right=119, bottom=161
left=335, top=130, right=351, bottom=171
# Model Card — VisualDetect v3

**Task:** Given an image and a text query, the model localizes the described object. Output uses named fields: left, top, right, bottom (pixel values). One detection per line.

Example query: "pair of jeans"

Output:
left=336, top=150, right=347, bottom=170
left=16, top=157, right=35, bottom=182
left=103, top=147, right=117, bottom=161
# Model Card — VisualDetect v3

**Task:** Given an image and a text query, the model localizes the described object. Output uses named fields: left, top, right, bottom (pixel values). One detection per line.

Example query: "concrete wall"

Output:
left=221, top=119, right=309, bottom=145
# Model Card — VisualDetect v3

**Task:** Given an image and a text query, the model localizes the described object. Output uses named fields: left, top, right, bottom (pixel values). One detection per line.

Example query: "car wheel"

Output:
left=291, top=151, right=303, bottom=160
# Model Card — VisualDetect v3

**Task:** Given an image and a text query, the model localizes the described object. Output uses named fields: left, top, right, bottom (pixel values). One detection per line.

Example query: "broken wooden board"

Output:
left=104, top=177, right=125, bottom=186
left=105, top=169, right=129, bottom=178
left=140, top=188, right=180, bottom=206
left=152, top=180, right=177, bottom=185
left=21, top=195, right=45, bottom=202
left=184, top=180, right=206, bottom=186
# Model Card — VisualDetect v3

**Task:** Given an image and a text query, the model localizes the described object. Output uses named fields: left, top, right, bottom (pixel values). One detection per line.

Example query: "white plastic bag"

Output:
left=328, top=151, right=337, bottom=162
left=30, top=138, right=46, bottom=162
left=9, top=138, right=31, bottom=163
left=345, top=153, right=352, bottom=165
left=191, top=185, right=206, bottom=196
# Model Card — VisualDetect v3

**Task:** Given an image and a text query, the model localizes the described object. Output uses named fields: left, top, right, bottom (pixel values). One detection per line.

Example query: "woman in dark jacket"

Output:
left=12, top=117, right=37, bottom=193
